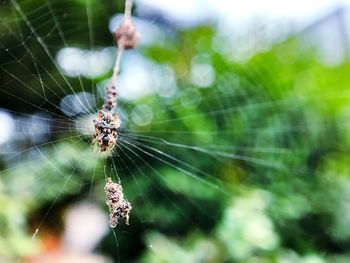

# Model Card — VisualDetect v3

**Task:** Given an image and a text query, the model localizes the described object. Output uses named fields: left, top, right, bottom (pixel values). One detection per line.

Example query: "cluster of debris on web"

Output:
left=104, top=177, right=132, bottom=227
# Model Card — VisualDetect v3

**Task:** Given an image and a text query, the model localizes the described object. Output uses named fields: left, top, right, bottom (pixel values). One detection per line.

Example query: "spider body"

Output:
left=92, top=110, right=120, bottom=154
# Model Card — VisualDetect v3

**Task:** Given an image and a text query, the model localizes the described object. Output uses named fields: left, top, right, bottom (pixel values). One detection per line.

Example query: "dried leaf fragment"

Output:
left=104, top=177, right=132, bottom=227
left=114, top=18, right=139, bottom=49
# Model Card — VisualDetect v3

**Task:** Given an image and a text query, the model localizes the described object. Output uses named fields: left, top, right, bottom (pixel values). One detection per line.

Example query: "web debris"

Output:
left=104, top=177, right=132, bottom=227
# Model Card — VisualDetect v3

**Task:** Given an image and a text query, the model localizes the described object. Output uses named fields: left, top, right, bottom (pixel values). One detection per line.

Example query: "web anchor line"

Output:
left=92, top=0, right=139, bottom=228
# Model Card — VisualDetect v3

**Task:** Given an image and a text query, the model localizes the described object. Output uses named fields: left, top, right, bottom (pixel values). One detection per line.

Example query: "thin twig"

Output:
left=111, top=45, right=124, bottom=88
left=124, top=0, right=133, bottom=20
left=109, top=0, right=132, bottom=88
left=101, top=0, right=138, bottom=112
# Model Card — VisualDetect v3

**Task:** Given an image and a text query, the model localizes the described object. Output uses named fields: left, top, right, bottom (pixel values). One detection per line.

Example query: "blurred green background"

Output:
left=1, top=0, right=350, bottom=262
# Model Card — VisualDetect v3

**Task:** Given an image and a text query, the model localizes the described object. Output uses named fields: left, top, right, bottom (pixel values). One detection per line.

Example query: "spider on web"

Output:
left=92, top=110, right=120, bottom=154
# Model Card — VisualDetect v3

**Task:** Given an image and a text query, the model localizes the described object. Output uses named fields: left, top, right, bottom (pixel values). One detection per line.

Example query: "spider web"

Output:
left=1, top=0, right=350, bottom=262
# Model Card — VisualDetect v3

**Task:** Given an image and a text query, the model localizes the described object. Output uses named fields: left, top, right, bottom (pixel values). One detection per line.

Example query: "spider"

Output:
left=92, top=110, right=121, bottom=154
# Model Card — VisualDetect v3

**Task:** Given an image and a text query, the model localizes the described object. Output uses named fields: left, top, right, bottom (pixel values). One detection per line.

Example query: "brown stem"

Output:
left=103, top=0, right=134, bottom=112
left=124, top=0, right=133, bottom=20
left=111, top=45, right=124, bottom=88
